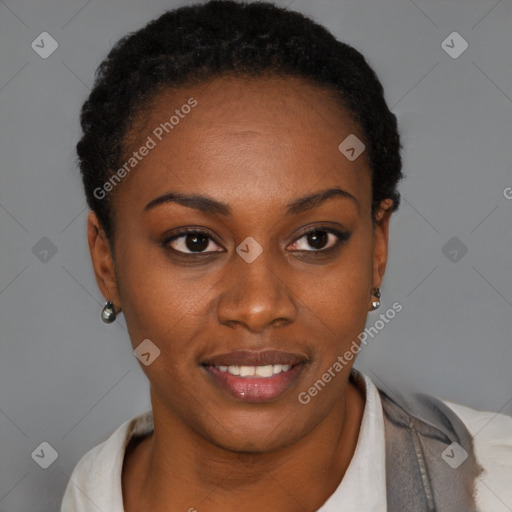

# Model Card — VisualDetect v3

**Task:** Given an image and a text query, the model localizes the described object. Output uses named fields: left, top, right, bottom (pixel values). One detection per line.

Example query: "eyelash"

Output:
left=162, top=226, right=351, bottom=255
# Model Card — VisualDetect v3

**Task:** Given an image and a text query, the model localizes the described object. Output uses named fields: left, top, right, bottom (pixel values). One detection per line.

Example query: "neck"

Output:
left=122, top=380, right=365, bottom=512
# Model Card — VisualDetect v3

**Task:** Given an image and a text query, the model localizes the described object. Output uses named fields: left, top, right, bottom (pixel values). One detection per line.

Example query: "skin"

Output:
left=87, top=75, right=393, bottom=511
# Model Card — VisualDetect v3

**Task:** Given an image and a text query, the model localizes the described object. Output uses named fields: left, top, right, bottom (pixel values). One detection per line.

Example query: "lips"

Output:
left=202, top=350, right=308, bottom=402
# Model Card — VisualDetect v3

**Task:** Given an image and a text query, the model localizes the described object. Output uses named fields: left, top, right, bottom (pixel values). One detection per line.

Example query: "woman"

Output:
left=61, top=1, right=511, bottom=510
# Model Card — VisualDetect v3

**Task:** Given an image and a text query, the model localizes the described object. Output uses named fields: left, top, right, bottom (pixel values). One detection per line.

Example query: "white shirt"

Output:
left=61, top=372, right=512, bottom=511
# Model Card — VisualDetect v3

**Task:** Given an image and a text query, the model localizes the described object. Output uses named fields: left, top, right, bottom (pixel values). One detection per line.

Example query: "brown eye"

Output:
left=166, top=230, right=223, bottom=254
left=288, top=228, right=350, bottom=252
left=306, top=230, right=329, bottom=250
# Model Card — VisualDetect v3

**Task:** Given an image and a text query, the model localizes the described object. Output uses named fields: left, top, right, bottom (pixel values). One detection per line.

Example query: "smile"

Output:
left=202, top=350, right=308, bottom=402
left=214, top=364, right=292, bottom=377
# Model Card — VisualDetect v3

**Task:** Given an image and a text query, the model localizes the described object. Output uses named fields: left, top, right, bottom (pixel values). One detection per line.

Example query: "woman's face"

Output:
left=89, top=75, right=391, bottom=452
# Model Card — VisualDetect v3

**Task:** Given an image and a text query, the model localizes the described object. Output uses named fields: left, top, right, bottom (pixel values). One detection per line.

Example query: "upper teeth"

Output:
left=216, top=364, right=292, bottom=377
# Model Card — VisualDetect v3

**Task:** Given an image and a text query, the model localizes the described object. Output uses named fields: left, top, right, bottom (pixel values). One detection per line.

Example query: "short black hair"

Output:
left=77, top=0, right=403, bottom=241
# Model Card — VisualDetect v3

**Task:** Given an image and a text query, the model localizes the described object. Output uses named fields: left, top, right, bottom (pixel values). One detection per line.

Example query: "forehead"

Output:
left=116, top=75, right=372, bottom=215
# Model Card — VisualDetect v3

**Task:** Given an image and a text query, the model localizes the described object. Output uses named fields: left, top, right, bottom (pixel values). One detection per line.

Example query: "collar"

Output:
left=317, top=369, right=387, bottom=511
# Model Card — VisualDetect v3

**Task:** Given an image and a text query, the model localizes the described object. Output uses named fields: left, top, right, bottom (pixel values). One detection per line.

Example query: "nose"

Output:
left=216, top=250, right=298, bottom=332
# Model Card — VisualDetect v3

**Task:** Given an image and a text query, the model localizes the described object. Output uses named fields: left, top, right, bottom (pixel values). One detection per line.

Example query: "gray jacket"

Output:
left=378, top=384, right=482, bottom=511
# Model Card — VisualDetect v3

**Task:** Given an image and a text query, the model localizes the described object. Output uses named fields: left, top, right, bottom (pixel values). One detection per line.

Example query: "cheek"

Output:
left=298, top=230, right=374, bottom=351
left=113, top=239, right=204, bottom=352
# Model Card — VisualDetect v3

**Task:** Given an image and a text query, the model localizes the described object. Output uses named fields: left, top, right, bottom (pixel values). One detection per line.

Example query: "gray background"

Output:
left=0, top=0, right=511, bottom=510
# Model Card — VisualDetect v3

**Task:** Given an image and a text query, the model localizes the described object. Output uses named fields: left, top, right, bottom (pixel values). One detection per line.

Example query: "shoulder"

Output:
left=61, top=410, right=153, bottom=512
left=443, top=400, right=512, bottom=512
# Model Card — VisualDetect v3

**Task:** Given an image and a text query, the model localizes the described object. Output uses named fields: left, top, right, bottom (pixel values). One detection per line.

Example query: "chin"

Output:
left=196, top=411, right=311, bottom=455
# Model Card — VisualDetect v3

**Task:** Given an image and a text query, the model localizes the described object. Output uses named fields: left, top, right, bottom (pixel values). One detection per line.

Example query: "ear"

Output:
left=371, top=198, right=394, bottom=295
left=87, top=211, right=121, bottom=308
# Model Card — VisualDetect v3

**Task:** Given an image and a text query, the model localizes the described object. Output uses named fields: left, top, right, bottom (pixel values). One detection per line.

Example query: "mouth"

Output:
left=201, top=350, right=308, bottom=402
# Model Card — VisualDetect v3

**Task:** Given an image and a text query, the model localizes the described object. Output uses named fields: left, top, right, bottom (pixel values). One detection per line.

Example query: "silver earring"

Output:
left=101, top=300, right=116, bottom=323
left=371, top=288, right=381, bottom=310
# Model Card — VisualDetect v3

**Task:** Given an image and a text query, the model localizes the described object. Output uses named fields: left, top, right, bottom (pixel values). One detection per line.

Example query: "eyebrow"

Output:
left=143, top=187, right=359, bottom=216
